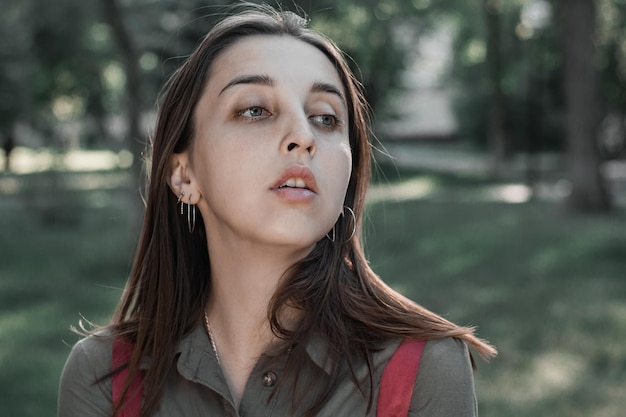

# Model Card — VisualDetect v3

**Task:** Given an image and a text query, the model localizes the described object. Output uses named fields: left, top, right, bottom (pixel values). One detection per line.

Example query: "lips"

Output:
left=271, top=165, right=318, bottom=194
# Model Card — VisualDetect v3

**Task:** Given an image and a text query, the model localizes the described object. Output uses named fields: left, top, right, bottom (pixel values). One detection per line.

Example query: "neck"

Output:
left=206, top=261, right=283, bottom=349
left=206, top=240, right=308, bottom=333
left=203, top=236, right=310, bottom=407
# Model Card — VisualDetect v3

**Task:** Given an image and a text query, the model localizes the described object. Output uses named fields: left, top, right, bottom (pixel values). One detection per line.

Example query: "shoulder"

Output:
left=58, top=332, right=114, bottom=417
left=410, top=337, right=477, bottom=416
left=63, top=331, right=114, bottom=377
left=421, top=337, right=472, bottom=376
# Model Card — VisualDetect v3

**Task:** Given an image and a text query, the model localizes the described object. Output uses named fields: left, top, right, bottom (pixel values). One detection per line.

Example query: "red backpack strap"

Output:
left=377, top=339, right=426, bottom=417
left=112, top=337, right=144, bottom=417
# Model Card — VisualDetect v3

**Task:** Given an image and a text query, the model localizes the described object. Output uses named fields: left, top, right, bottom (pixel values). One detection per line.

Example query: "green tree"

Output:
left=0, top=0, right=115, bottom=147
left=483, top=0, right=508, bottom=175
left=561, top=0, right=612, bottom=211
left=448, top=0, right=562, bottom=151
left=0, top=1, right=32, bottom=131
left=305, top=0, right=435, bottom=115
left=597, top=0, right=626, bottom=158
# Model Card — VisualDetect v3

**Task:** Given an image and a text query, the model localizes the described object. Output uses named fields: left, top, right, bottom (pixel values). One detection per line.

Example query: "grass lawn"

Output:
left=1, top=167, right=625, bottom=416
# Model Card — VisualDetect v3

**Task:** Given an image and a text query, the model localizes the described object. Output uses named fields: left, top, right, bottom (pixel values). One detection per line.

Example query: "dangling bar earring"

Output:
left=177, top=191, right=185, bottom=215
left=187, top=194, right=196, bottom=233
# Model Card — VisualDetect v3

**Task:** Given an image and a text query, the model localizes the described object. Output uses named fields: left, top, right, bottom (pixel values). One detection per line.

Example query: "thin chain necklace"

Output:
left=204, top=311, right=221, bottom=365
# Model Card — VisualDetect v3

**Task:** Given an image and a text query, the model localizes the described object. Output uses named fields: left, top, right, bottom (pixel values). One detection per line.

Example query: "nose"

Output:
left=280, top=114, right=316, bottom=158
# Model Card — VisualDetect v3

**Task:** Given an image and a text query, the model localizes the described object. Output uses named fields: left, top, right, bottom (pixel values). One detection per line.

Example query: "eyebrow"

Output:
left=219, top=74, right=346, bottom=106
left=219, top=74, right=274, bottom=95
left=311, top=81, right=346, bottom=107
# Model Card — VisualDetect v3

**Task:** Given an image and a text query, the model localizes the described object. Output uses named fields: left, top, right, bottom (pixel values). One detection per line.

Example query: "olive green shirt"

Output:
left=58, top=325, right=477, bottom=416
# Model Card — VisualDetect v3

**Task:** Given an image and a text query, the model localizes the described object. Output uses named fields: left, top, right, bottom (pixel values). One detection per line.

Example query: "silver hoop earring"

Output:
left=326, top=224, right=336, bottom=242
left=187, top=194, right=196, bottom=233
left=344, top=206, right=356, bottom=242
left=326, top=205, right=356, bottom=243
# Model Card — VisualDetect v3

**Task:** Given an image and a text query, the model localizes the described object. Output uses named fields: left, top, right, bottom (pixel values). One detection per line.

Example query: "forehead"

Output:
left=206, top=35, right=345, bottom=94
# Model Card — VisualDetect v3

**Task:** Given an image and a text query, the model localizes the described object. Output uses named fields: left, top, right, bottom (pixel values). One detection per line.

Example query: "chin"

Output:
left=269, top=231, right=322, bottom=252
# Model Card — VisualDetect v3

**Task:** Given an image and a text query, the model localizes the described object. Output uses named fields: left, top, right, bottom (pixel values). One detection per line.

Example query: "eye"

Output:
left=238, top=106, right=271, bottom=119
left=311, top=114, right=338, bottom=129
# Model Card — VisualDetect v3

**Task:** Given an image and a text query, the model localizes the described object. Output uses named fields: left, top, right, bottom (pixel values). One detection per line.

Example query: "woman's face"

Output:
left=184, top=35, right=352, bottom=253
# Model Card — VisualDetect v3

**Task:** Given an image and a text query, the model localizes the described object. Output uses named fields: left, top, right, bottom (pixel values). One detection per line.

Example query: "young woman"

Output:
left=58, top=5, right=496, bottom=417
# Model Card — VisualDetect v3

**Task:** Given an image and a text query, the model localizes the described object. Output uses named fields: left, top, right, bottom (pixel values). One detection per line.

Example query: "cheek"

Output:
left=330, top=143, right=353, bottom=201
left=190, top=141, right=227, bottom=197
left=340, top=141, right=353, bottom=182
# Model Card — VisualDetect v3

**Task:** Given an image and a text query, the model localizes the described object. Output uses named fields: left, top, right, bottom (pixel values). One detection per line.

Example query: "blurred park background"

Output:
left=1, top=0, right=626, bottom=416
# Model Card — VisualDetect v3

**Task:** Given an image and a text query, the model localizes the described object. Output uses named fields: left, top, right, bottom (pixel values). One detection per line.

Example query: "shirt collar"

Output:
left=172, top=324, right=336, bottom=375
left=303, top=332, right=335, bottom=375
left=174, top=324, right=231, bottom=400
left=137, top=325, right=215, bottom=371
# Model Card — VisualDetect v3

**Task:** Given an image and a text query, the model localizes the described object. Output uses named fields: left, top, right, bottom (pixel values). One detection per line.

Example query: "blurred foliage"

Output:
left=0, top=0, right=116, bottom=144
left=304, top=0, right=433, bottom=113
left=1, top=0, right=626, bottom=155
left=598, top=0, right=626, bottom=111
left=449, top=0, right=564, bottom=152
left=449, top=0, right=626, bottom=157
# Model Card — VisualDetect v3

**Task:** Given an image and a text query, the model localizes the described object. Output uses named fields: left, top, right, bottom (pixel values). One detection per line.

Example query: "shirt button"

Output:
left=262, top=371, right=277, bottom=387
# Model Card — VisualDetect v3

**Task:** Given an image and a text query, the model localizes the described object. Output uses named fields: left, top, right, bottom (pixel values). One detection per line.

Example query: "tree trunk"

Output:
left=100, top=0, right=145, bottom=229
left=483, top=0, right=508, bottom=177
left=561, top=0, right=612, bottom=211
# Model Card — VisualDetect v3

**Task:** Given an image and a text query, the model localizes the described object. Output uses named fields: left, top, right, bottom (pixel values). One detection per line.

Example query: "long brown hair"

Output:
left=108, top=4, right=496, bottom=417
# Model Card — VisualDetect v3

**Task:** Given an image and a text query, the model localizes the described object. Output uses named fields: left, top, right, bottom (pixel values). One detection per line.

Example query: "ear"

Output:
left=167, top=151, right=201, bottom=204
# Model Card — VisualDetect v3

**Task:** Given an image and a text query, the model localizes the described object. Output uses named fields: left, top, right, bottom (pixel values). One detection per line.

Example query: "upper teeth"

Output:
left=281, top=178, right=307, bottom=188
